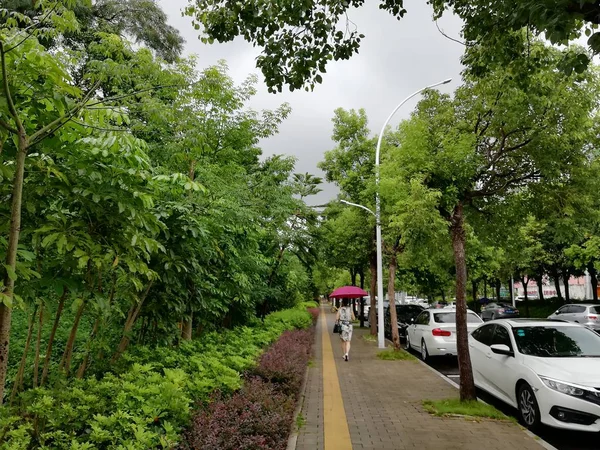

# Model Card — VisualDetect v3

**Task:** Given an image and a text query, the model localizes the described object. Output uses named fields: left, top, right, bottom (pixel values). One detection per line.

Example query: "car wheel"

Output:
left=420, top=339, right=429, bottom=362
left=517, top=383, right=541, bottom=430
left=405, top=333, right=411, bottom=350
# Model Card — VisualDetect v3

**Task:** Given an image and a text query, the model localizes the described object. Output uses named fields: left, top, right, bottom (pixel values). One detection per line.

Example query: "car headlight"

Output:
left=539, top=376, right=587, bottom=397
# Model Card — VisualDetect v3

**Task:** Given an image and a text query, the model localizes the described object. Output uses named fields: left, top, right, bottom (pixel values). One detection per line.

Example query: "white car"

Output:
left=405, top=309, right=483, bottom=361
left=469, top=319, right=600, bottom=432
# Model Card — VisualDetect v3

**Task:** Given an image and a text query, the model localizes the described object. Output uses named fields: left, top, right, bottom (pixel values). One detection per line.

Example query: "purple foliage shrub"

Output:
left=181, top=327, right=315, bottom=449
left=181, top=377, right=294, bottom=450
left=251, top=328, right=312, bottom=397
left=307, top=307, right=320, bottom=324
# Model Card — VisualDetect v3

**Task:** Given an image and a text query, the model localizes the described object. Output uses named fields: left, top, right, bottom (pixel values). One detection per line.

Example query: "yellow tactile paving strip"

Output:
left=321, top=308, right=353, bottom=450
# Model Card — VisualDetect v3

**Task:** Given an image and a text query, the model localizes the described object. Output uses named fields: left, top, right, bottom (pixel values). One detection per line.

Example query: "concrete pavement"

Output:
left=295, top=305, right=545, bottom=450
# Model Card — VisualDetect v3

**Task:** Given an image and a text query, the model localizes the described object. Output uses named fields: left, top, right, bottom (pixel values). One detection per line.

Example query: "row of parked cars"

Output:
left=377, top=302, right=600, bottom=433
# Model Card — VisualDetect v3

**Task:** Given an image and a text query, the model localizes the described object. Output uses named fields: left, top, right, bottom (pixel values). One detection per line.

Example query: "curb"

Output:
left=386, top=338, right=558, bottom=450
left=286, top=330, right=314, bottom=450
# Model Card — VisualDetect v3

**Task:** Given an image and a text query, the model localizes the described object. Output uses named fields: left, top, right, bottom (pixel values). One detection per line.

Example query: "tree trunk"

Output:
left=495, top=280, right=501, bottom=302
left=112, top=281, right=154, bottom=362
left=520, top=276, right=530, bottom=317
left=60, top=299, right=86, bottom=376
left=0, top=132, right=28, bottom=404
left=535, top=274, right=545, bottom=302
left=589, top=263, right=598, bottom=302
left=563, top=269, right=571, bottom=303
left=10, top=305, right=37, bottom=404
left=387, top=249, right=400, bottom=350
left=41, top=286, right=67, bottom=386
left=441, top=290, right=446, bottom=302
left=369, top=251, right=377, bottom=336
left=450, top=202, right=476, bottom=402
left=350, top=268, right=357, bottom=287
left=182, top=312, right=193, bottom=341
left=33, top=302, right=43, bottom=387
left=76, top=315, right=101, bottom=379
left=359, top=269, right=364, bottom=289
left=552, top=266, right=563, bottom=302
left=483, top=280, right=488, bottom=298
left=471, top=280, right=478, bottom=313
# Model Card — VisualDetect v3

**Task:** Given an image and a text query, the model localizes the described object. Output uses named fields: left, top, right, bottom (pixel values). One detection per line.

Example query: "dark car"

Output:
left=384, top=304, right=425, bottom=339
left=480, top=302, right=519, bottom=321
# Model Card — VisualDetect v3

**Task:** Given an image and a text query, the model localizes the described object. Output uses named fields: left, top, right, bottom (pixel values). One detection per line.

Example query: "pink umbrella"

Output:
left=329, top=286, right=368, bottom=298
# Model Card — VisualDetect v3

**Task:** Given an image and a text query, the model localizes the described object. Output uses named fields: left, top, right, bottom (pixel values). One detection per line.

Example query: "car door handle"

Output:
left=485, top=352, right=492, bottom=359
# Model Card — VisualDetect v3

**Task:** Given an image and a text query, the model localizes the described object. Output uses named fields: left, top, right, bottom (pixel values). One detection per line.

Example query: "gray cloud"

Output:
left=158, top=0, right=464, bottom=204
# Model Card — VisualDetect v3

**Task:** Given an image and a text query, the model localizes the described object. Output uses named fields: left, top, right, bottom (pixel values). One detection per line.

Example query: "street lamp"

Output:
left=373, top=78, right=452, bottom=348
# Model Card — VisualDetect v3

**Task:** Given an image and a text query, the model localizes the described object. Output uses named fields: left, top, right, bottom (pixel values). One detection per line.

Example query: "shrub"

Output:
left=306, top=307, right=320, bottom=324
left=181, top=378, right=294, bottom=450
left=251, top=329, right=312, bottom=397
left=181, top=324, right=316, bottom=450
left=1, top=308, right=313, bottom=449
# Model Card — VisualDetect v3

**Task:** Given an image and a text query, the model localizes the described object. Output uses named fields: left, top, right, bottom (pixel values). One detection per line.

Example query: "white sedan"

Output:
left=469, top=319, right=600, bottom=432
left=405, top=309, right=483, bottom=361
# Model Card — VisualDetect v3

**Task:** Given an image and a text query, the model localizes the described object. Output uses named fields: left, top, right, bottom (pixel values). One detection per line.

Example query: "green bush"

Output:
left=0, top=308, right=312, bottom=450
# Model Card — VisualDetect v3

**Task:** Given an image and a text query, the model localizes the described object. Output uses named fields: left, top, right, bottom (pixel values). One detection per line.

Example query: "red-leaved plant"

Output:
left=181, top=314, right=318, bottom=450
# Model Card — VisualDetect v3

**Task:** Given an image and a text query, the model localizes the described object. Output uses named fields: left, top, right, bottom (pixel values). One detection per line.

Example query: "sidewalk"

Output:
left=295, top=306, right=545, bottom=450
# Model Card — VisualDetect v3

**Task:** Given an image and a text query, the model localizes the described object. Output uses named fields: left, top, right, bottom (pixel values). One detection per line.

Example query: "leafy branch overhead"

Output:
left=185, top=0, right=600, bottom=92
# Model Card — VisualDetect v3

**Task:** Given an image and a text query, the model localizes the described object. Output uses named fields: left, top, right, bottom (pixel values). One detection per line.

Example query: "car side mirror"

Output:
left=410, top=318, right=415, bottom=323
left=554, top=310, right=560, bottom=315
left=490, top=344, right=514, bottom=357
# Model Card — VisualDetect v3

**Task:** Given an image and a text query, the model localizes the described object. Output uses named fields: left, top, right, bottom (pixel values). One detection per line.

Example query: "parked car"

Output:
left=481, top=302, right=520, bottom=321
left=405, top=309, right=483, bottom=361
left=383, top=304, right=425, bottom=339
left=547, top=304, right=600, bottom=332
left=469, top=319, right=600, bottom=432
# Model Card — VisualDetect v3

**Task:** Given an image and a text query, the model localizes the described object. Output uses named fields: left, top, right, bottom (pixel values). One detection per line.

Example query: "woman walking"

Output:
left=336, top=298, right=355, bottom=361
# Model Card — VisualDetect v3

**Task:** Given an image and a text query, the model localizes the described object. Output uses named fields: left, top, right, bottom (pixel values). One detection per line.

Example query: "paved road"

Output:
left=410, top=350, right=600, bottom=450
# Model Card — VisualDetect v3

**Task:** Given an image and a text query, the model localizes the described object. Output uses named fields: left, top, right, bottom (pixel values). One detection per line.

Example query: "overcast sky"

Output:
left=157, top=0, right=465, bottom=204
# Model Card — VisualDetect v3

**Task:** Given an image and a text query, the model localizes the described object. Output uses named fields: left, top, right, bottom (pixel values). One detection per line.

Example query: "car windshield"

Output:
left=433, top=313, right=482, bottom=323
left=513, top=326, right=600, bottom=357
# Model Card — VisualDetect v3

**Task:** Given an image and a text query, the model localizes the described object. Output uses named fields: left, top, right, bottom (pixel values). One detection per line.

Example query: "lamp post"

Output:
left=373, top=78, right=452, bottom=348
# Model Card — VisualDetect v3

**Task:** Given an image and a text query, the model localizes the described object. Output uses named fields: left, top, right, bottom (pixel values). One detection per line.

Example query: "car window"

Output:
left=571, top=305, right=586, bottom=314
left=396, top=305, right=424, bottom=322
left=416, top=311, right=429, bottom=325
left=491, top=325, right=512, bottom=349
left=472, top=324, right=495, bottom=346
left=591, top=307, right=600, bottom=314
left=512, top=326, right=600, bottom=357
left=433, top=312, right=483, bottom=323
left=556, top=305, right=570, bottom=314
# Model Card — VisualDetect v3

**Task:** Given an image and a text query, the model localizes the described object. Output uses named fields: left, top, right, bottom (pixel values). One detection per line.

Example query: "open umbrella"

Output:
left=329, top=286, right=368, bottom=298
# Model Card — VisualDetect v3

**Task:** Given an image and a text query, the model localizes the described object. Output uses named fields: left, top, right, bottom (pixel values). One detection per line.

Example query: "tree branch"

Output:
left=0, top=118, right=17, bottom=135
left=29, top=81, right=102, bottom=147
left=0, top=41, right=24, bottom=133
left=4, top=3, right=59, bottom=54
left=84, top=84, right=184, bottom=108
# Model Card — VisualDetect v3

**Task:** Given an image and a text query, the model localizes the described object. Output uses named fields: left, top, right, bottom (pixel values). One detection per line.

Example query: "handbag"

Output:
left=333, top=321, right=341, bottom=334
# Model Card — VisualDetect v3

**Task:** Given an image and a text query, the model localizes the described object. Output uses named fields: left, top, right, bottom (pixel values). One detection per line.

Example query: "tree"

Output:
left=0, top=1, right=311, bottom=403
left=319, top=108, right=377, bottom=333
left=3, top=0, right=184, bottom=62
left=382, top=41, right=600, bottom=400
left=184, top=0, right=600, bottom=92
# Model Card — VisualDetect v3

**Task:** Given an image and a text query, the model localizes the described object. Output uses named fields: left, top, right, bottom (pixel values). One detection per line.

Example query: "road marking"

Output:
left=321, top=310, right=352, bottom=450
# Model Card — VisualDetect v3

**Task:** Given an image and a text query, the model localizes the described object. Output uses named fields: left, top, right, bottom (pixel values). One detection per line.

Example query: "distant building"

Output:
left=514, top=273, right=598, bottom=300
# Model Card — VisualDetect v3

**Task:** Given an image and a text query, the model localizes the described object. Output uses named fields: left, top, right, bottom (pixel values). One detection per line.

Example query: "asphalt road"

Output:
left=411, top=350, right=600, bottom=450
